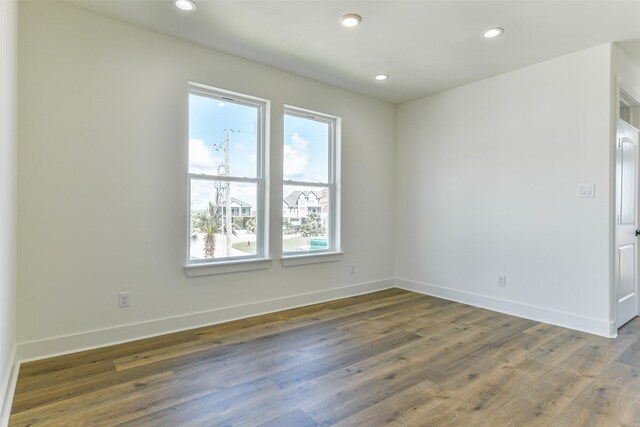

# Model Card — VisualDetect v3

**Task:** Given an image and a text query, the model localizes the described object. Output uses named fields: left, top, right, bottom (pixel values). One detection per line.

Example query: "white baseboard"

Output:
left=0, top=346, right=18, bottom=427
left=17, top=279, right=395, bottom=362
left=396, top=278, right=614, bottom=338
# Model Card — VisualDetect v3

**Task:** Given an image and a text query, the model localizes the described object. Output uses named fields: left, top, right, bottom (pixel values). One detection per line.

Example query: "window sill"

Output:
left=184, top=258, right=273, bottom=277
left=281, top=251, right=343, bottom=267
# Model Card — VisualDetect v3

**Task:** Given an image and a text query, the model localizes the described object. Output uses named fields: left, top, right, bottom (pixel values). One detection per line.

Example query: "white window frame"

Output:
left=185, top=83, right=271, bottom=276
left=282, top=106, right=342, bottom=266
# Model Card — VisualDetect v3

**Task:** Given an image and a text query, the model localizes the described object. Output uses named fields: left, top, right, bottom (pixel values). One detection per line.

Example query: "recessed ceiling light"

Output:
left=217, top=102, right=225, bottom=107
left=340, top=14, right=362, bottom=28
left=375, top=74, right=389, bottom=81
left=482, top=27, right=504, bottom=38
left=175, top=0, right=197, bottom=11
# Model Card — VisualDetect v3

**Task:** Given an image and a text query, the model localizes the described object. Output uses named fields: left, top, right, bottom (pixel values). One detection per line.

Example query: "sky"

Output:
left=283, top=113, right=329, bottom=183
left=189, top=94, right=258, bottom=178
left=188, top=93, right=330, bottom=212
left=189, top=94, right=258, bottom=211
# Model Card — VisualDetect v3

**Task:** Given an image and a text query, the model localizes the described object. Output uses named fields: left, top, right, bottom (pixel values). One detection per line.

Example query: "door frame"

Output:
left=612, top=80, right=640, bottom=335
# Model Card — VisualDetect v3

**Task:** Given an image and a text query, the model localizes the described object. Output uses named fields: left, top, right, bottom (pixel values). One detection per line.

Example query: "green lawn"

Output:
left=232, top=236, right=324, bottom=253
left=283, top=236, right=312, bottom=252
left=232, top=240, right=257, bottom=254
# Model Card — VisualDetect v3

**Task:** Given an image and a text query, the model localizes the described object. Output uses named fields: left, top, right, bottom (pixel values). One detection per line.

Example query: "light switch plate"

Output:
left=578, top=184, right=595, bottom=198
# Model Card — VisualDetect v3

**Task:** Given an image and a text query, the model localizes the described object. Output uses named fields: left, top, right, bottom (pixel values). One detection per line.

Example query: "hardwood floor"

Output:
left=9, top=289, right=640, bottom=426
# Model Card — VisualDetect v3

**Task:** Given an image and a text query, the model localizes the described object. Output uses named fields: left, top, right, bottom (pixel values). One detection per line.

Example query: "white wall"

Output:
left=396, top=44, right=614, bottom=336
left=614, top=45, right=640, bottom=103
left=0, top=0, right=18, bottom=422
left=15, top=1, right=628, bottom=364
left=17, top=1, right=396, bottom=358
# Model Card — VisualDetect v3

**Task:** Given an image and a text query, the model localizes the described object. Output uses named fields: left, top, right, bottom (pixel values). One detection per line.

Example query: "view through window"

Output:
left=188, top=85, right=266, bottom=263
left=283, top=108, right=338, bottom=254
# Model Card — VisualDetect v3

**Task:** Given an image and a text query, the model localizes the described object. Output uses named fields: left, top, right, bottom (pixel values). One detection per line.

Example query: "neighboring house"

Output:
left=283, top=190, right=327, bottom=227
left=192, top=197, right=253, bottom=220
left=226, top=197, right=252, bottom=219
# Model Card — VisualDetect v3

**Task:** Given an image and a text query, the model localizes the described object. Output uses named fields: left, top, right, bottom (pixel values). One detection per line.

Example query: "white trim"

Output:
left=283, top=105, right=337, bottom=123
left=184, top=258, right=272, bottom=277
left=611, top=74, right=620, bottom=334
left=610, top=321, right=619, bottom=338
left=283, top=180, right=329, bottom=187
left=283, top=106, right=340, bottom=254
left=0, top=346, right=17, bottom=427
left=189, top=174, right=261, bottom=184
left=189, top=82, right=268, bottom=105
left=186, top=82, right=270, bottom=268
left=281, top=251, right=343, bottom=267
left=16, top=279, right=394, bottom=362
left=396, top=278, right=615, bottom=338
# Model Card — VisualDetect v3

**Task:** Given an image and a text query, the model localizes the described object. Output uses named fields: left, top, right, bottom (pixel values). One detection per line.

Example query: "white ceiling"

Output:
left=64, top=0, right=640, bottom=104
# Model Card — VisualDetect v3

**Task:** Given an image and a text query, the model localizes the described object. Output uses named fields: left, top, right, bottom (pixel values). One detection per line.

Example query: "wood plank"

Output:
left=549, top=361, right=640, bottom=426
left=17, top=329, right=200, bottom=379
left=330, top=379, right=448, bottom=427
left=257, top=409, right=318, bottom=427
left=193, top=289, right=420, bottom=341
left=521, top=329, right=591, bottom=368
left=616, top=339, right=640, bottom=368
left=115, top=377, right=281, bottom=427
left=270, top=331, right=422, bottom=389
left=8, top=371, right=174, bottom=427
left=9, top=290, right=640, bottom=426
left=113, top=292, right=426, bottom=371
left=619, top=393, right=640, bottom=426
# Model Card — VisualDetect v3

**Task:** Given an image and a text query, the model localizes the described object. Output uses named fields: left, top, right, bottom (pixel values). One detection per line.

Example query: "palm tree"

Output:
left=191, top=202, right=221, bottom=258
left=191, top=201, right=241, bottom=258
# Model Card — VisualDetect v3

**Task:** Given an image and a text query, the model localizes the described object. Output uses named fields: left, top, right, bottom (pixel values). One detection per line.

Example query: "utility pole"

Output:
left=223, top=130, right=232, bottom=257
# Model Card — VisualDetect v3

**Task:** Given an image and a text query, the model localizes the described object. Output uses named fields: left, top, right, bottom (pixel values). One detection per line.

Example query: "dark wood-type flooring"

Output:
left=9, top=289, right=640, bottom=426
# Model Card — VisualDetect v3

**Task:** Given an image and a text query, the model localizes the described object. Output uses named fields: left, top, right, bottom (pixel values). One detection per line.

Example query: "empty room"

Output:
left=4, top=0, right=640, bottom=425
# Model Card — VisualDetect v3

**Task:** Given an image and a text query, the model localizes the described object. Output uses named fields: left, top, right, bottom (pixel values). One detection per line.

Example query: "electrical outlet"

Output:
left=350, top=264, right=356, bottom=275
left=497, top=275, right=506, bottom=287
left=119, top=291, right=130, bottom=308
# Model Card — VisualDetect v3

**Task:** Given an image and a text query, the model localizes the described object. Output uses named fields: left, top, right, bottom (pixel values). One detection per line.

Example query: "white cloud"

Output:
left=190, top=179, right=216, bottom=211
left=189, top=139, right=222, bottom=174
left=284, top=133, right=309, bottom=179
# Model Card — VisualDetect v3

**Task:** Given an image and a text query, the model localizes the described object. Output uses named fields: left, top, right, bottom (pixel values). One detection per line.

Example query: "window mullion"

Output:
left=283, top=180, right=328, bottom=188
left=189, top=174, right=260, bottom=185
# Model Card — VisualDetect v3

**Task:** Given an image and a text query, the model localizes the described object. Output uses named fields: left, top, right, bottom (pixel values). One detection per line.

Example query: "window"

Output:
left=186, top=83, right=269, bottom=274
left=282, top=107, right=340, bottom=259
